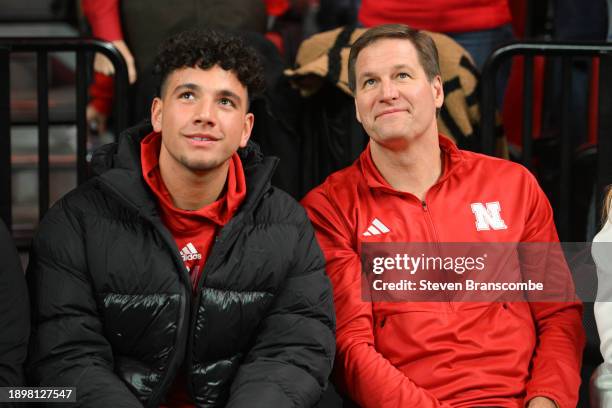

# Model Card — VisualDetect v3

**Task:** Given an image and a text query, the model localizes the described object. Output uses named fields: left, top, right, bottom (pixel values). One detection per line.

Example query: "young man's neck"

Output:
left=158, top=150, right=230, bottom=211
left=370, top=131, right=443, bottom=201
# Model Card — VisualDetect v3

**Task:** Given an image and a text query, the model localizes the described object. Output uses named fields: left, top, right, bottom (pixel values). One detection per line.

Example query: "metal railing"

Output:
left=480, top=42, right=612, bottom=240
left=0, top=37, right=129, bottom=233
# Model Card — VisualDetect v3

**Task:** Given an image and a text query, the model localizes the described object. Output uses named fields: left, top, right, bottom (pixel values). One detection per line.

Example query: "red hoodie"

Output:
left=358, top=0, right=512, bottom=34
left=302, top=135, right=584, bottom=408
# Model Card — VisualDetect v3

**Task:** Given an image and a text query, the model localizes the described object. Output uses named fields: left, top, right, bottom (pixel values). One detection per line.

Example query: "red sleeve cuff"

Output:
left=88, top=73, right=114, bottom=116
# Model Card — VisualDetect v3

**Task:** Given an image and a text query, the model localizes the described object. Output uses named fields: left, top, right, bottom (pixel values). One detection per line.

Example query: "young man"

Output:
left=27, top=30, right=335, bottom=407
left=302, top=24, right=585, bottom=408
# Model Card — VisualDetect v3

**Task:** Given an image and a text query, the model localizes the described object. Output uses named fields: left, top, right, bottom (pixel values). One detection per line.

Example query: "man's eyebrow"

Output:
left=169, top=83, right=244, bottom=105
left=172, top=83, right=201, bottom=94
left=359, top=71, right=376, bottom=79
left=359, top=64, right=414, bottom=79
left=392, top=64, right=412, bottom=70
left=218, top=89, right=243, bottom=106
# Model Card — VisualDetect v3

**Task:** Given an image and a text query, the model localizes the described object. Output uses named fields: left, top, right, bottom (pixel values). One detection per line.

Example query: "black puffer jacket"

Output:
left=26, top=123, right=336, bottom=407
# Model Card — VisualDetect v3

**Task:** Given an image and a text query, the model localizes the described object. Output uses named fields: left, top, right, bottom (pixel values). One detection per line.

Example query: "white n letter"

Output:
left=470, top=201, right=507, bottom=231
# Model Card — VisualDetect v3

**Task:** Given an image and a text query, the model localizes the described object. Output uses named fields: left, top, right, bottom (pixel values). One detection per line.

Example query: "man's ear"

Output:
left=239, top=112, right=254, bottom=148
left=354, top=98, right=362, bottom=123
left=432, top=75, right=444, bottom=109
left=151, top=97, right=163, bottom=132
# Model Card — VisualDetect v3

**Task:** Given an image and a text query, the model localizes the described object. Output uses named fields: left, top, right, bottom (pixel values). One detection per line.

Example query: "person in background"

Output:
left=0, top=220, right=29, bottom=393
left=357, top=0, right=514, bottom=69
left=26, top=29, right=335, bottom=407
left=592, top=188, right=612, bottom=407
left=81, top=0, right=287, bottom=133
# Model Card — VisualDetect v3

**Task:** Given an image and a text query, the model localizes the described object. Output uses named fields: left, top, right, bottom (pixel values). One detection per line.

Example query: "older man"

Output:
left=302, top=24, right=584, bottom=408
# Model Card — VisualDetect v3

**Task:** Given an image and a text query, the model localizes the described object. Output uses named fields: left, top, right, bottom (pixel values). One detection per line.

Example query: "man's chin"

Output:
left=182, top=157, right=231, bottom=174
left=371, top=132, right=413, bottom=148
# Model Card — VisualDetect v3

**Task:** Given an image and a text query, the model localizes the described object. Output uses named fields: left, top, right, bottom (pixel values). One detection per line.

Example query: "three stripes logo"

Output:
left=180, top=242, right=202, bottom=261
left=362, top=218, right=391, bottom=237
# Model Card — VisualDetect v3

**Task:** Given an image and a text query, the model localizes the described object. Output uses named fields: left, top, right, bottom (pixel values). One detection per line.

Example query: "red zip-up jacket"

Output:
left=302, top=135, right=585, bottom=408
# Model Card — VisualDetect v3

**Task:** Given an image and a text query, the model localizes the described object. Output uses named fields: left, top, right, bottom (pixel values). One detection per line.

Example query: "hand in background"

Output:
left=526, top=396, right=558, bottom=408
left=93, top=40, right=137, bottom=84
left=86, top=104, right=108, bottom=136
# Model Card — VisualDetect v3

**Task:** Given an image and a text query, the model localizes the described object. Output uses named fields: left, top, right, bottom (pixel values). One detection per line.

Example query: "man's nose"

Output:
left=193, top=99, right=216, bottom=125
left=379, top=79, right=399, bottom=102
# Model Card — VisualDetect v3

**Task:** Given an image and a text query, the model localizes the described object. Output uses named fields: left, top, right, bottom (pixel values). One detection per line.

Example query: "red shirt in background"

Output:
left=81, top=0, right=289, bottom=115
left=358, top=0, right=511, bottom=33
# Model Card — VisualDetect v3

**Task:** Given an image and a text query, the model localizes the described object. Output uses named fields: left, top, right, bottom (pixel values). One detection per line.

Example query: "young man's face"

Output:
left=353, top=38, right=443, bottom=150
left=151, top=65, right=254, bottom=174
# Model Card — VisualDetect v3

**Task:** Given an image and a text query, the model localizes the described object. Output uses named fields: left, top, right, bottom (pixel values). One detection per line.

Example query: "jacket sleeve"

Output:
left=81, top=0, right=123, bottom=41
left=89, top=72, right=114, bottom=116
left=227, top=202, right=336, bottom=407
left=301, top=189, right=451, bottom=408
left=26, top=200, right=142, bottom=408
left=0, top=220, right=29, bottom=389
left=81, top=0, right=119, bottom=116
left=520, top=172, right=585, bottom=408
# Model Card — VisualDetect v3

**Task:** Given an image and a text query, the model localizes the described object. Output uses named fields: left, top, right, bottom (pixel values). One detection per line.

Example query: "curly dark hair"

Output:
left=153, top=29, right=265, bottom=101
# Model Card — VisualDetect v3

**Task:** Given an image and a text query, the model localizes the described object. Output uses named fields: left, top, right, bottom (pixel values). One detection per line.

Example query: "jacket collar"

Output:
left=92, top=121, right=278, bottom=217
left=359, top=133, right=464, bottom=193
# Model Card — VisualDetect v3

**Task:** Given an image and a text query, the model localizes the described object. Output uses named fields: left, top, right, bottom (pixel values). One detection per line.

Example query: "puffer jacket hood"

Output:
left=91, top=121, right=268, bottom=175
left=91, top=121, right=276, bottom=215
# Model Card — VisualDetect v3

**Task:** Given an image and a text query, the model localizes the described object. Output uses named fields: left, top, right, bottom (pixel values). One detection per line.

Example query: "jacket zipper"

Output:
left=182, top=168, right=273, bottom=399
left=420, top=200, right=441, bottom=242
left=420, top=199, right=454, bottom=310
left=147, top=224, right=192, bottom=407
left=185, top=213, right=245, bottom=401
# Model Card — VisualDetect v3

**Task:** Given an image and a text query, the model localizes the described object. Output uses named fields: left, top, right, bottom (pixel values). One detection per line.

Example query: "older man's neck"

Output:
left=370, top=135, right=443, bottom=201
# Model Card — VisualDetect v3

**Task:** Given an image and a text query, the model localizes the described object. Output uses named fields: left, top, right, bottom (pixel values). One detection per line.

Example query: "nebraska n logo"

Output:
left=470, top=201, right=507, bottom=231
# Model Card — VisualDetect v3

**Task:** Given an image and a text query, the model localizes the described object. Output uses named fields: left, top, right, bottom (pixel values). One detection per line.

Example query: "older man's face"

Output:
left=353, top=38, right=443, bottom=150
